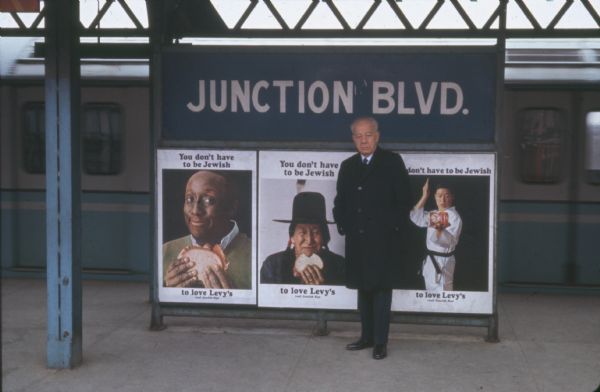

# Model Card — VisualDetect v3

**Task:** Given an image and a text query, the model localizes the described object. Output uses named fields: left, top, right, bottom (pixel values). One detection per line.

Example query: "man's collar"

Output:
left=359, top=146, right=380, bottom=162
left=219, top=220, right=239, bottom=250
left=190, top=220, right=239, bottom=250
left=360, top=153, right=374, bottom=164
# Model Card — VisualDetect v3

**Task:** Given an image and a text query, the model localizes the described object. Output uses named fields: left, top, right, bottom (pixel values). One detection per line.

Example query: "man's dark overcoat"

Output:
left=333, top=147, right=412, bottom=290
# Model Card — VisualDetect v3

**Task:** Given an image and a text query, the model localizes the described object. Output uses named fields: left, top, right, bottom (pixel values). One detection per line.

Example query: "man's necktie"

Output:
left=363, top=157, right=369, bottom=165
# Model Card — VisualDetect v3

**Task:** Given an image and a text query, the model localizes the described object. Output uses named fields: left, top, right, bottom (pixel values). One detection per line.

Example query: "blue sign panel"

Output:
left=162, top=49, right=496, bottom=143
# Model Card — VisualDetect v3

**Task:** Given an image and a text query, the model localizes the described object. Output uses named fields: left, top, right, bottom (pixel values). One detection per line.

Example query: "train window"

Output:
left=585, top=112, right=600, bottom=184
left=22, top=103, right=46, bottom=174
left=82, top=104, right=122, bottom=175
left=517, top=108, right=565, bottom=183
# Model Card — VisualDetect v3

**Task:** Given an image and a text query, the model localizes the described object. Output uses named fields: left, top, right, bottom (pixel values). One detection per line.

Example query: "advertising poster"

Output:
left=258, top=151, right=357, bottom=309
left=392, top=153, right=496, bottom=314
left=157, top=149, right=257, bottom=305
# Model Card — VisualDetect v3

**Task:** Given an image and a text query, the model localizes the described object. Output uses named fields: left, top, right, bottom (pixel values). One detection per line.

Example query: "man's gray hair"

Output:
left=350, top=116, right=379, bottom=133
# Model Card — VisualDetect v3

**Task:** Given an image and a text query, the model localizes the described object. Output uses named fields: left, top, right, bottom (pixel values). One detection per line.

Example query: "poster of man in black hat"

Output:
left=258, top=151, right=357, bottom=310
left=260, top=192, right=345, bottom=285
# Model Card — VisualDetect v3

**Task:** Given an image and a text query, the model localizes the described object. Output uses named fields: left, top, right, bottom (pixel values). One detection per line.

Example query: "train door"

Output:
left=499, top=89, right=600, bottom=287
left=574, top=91, right=600, bottom=285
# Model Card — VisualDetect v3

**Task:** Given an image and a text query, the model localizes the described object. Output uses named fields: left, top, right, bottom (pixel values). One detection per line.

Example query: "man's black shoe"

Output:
left=345, top=339, right=374, bottom=351
left=372, top=344, right=387, bottom=360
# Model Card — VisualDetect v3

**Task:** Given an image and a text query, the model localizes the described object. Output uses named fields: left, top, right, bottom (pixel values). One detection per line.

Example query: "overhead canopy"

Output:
left=2, top=1, right=600, bottom=84
left=1, top=0, right=600, bottom=40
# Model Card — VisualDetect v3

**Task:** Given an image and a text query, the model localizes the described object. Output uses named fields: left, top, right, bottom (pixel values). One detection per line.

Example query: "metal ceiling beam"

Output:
left=155, top=0, right=599, bottom=39
left=1, top=0, right=600, bottom=39
left=0, top=27, right=149, bottom=37
left=3, top=29, right=600, bottom=40
left=33, top=42, right=151, bottom=59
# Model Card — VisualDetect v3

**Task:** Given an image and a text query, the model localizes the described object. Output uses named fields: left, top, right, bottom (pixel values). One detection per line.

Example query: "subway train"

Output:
left=1, top=44, right=599, bottom=290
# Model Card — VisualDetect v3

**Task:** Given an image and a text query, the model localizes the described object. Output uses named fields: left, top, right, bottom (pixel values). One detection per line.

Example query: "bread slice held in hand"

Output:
left=294, top=253, right=324, bottom=273
left=177, top=245, right=229, bottom=273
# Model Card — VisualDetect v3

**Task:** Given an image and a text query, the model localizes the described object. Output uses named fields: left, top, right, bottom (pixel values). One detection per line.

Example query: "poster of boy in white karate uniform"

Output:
left=410, top=179, right=462, bottom=291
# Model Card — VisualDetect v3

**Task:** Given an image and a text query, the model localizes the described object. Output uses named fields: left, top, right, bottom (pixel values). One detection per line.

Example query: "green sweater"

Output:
left=162, top=233, right=252, bottom=289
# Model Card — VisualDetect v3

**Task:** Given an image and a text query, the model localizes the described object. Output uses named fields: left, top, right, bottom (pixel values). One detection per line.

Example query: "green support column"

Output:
left=45, top=0, right=82, bottom=368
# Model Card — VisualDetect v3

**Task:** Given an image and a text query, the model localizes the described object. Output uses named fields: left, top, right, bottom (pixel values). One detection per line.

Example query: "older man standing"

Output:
left=333, top=117, right=412, bottom=360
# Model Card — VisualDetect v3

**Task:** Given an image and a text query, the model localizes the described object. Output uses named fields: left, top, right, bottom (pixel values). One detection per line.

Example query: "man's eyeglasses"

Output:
left=184, top=194, right=218, bottom=207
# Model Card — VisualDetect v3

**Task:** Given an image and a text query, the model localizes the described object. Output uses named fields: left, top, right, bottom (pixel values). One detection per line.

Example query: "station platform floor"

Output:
left=2, top=278, right=599, bottom=392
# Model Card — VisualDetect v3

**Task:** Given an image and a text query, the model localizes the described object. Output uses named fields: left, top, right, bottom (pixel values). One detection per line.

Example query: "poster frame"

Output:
left=150, top=44, right=501, bottom=342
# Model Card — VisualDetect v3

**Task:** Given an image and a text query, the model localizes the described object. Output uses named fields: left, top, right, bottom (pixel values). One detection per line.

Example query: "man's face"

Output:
left=434, top=188, right=454, bottom=211
left=183, top=172, right=233, bottom=243
left=291, top=223, right=323, bottom=258
left=352, top=119, right=380, bottom=156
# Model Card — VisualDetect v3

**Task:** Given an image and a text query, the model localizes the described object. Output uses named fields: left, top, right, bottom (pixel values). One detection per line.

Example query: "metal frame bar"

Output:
left=117, top=0, right=144, bottom=30
left=450, top=0, right=477, bottom=30
left=420, top=0, right=445, bottom=30
left=264, top=0, right=290, bottom=30
left=581, top=0, right=600, bottom=27
left=295, top=0, right=319, bottom=30
left=159, top=305, right=495, bottom=328
left=87, top=0, right=114, bottom=30
left=483, top=4, right=502, bottom=30
left=0, top=28, right=149, bottom=37
left=4, top=27, right=600, bottom=39
left=487, top=0, right=508, bottom=344
left=45, top=0, right=82, bottom=369
left=9, top=11, right=26, bottom=29
left=514, top=0, right=542, bottom=30
left=158, top=305, right=495, bottom=336
left=149, top=0, right=165, bottom=332
left=355, top=0, right=379, bottom=30
left=2, top=0, right=600, bottom=38
left=547, top=0, right=574, bottom=30
left=387, top=0, right=414, bottom=30
left=30, top=6, right=46, bottom=29
left=234, top=0, right=259, bottom=31
left=324, top=0, right=351, bottom=30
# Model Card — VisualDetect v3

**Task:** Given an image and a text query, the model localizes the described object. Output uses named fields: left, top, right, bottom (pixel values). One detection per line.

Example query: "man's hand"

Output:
left=166, top=245, right=232, bottom=289
left=165, top=257, right=198, bottom=287
left=295, top=264, right=325, bottom=285
left=198, top=264, right=232, bottom=289
left=422, top=178, right=430, bottom=199
left=414, top=178, right=430, bottom=210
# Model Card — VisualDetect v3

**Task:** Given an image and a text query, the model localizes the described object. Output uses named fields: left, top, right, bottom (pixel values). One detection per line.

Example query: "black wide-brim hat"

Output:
left=273, top=192, right=335, bottom=232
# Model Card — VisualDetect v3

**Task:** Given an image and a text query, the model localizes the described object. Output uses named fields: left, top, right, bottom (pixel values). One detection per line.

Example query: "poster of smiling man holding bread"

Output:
left=157, top=149, right=257, bottom=305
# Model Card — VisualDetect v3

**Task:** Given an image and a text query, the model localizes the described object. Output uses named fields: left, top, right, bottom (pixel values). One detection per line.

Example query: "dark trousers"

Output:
left=358, top=288, right=393, bottom=345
